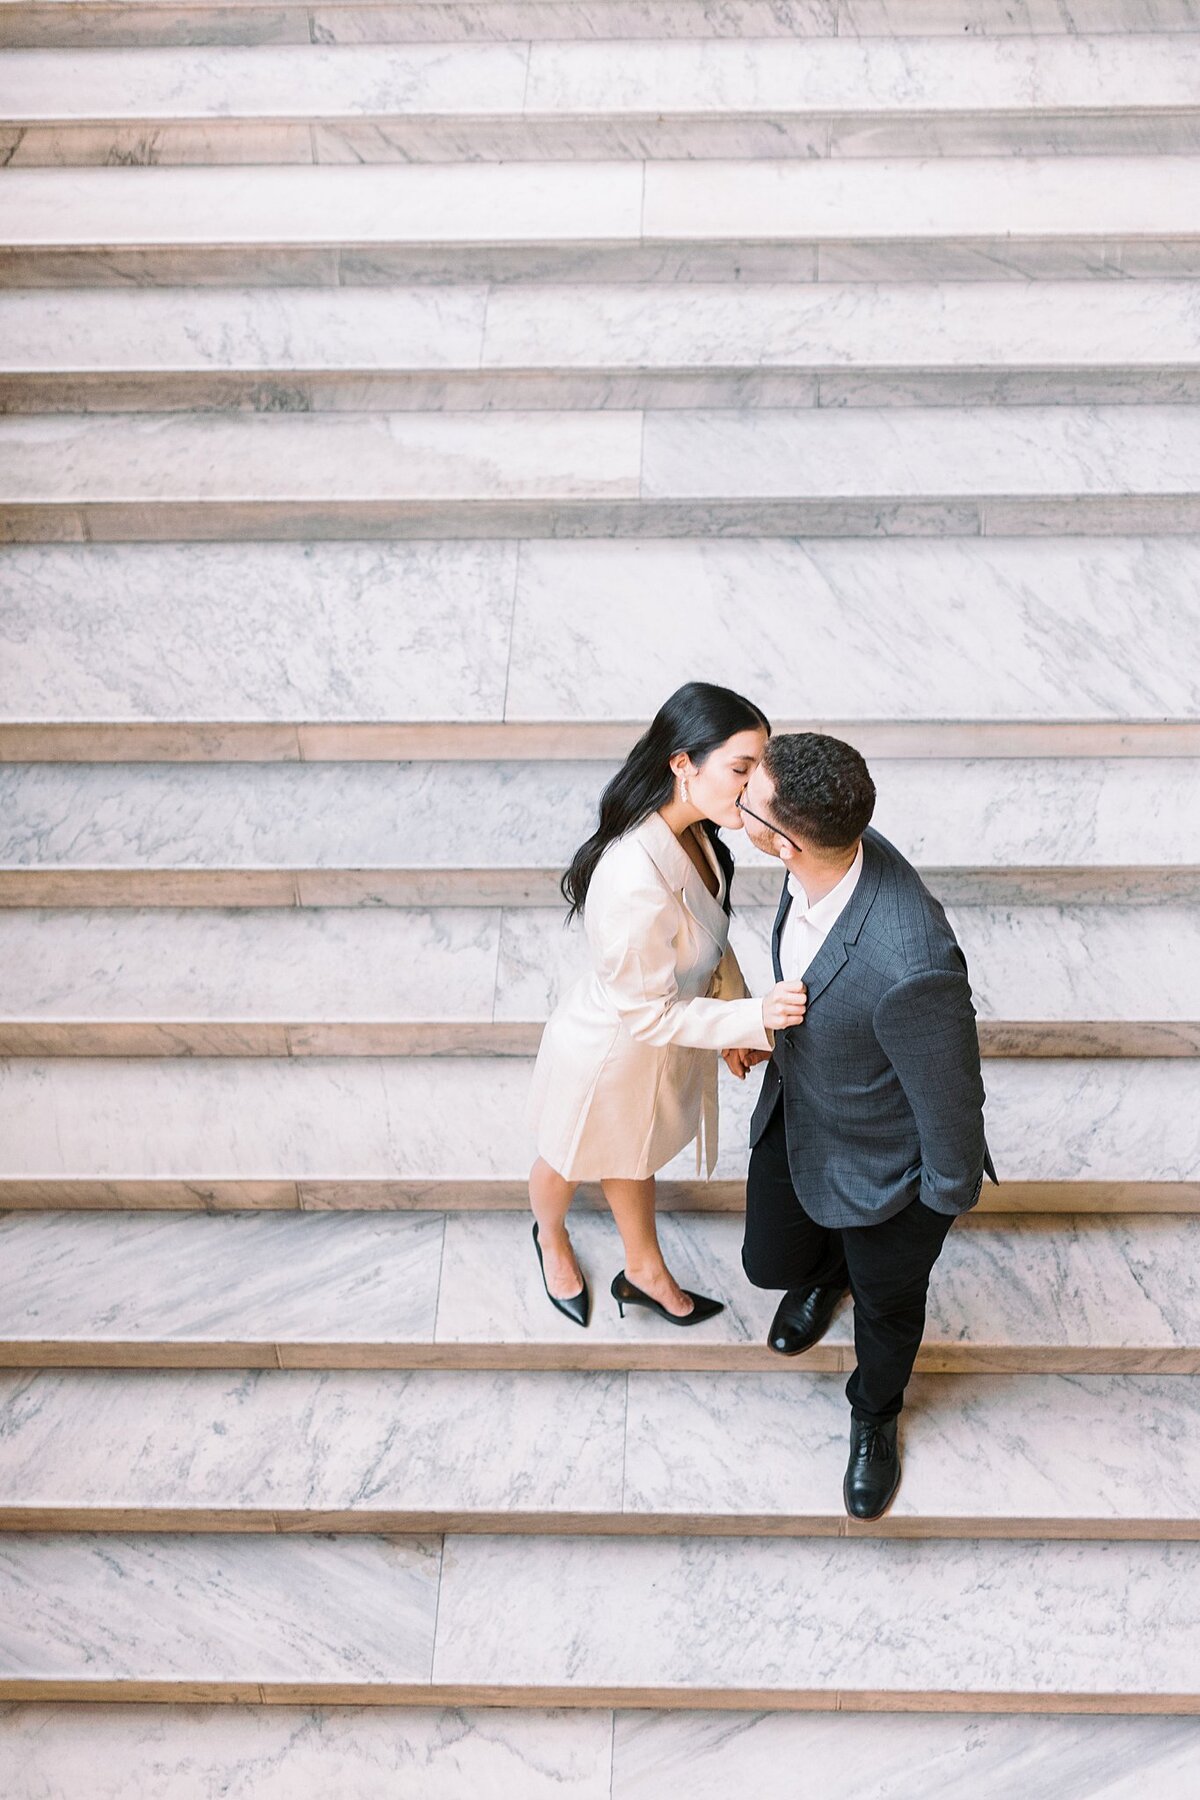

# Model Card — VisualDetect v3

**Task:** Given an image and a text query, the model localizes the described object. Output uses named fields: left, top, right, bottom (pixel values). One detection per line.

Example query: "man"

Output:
left=729, top=732, right=997, bottom=1520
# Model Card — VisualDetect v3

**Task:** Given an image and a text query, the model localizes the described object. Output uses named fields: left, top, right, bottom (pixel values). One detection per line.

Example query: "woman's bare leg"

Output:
left=601, top=1176, right=694, bottom=1318
left=528, top=1157, right=584, bottom=1299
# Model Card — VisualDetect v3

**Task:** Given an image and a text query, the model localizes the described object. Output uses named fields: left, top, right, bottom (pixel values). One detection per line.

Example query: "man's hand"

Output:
left=722, top=1047, right=773, bottom=1080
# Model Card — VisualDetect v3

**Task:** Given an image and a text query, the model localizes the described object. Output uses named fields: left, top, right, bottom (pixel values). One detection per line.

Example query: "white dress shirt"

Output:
left=778, top=841, right=865, bottom=983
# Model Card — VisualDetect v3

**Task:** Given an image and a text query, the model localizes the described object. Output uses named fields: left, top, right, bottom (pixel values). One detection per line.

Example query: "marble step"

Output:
left=0, top=904, right=1196, bottom=1060
left=5, top=37, right=1200, bottom=166
left=7, top=282, right=1200, bottom=414
left=3, top=538, right=1198, bottom=740
left=7, top=402, right=1200, bottom=541
left=6, top=1366, right=1200, bottom=1538
left=4, top=157, right=1200, bottom=286
left=2, top=1709, right=1199, bottom=1800
left=0, top=757, right=1194, bottom=879
left=4, top=0, right=1200, bottom=52
left=3, top=1529, right=1200, bottom=1705
left=3, top=1205, right=1200, bottom=1369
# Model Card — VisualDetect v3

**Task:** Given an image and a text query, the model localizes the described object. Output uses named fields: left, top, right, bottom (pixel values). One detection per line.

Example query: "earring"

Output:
left=681, top=778, right=690, bottom=805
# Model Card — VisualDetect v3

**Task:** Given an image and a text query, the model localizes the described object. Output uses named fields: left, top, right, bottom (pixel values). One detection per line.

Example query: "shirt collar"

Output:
left=786, top=840, right=864, bottom=931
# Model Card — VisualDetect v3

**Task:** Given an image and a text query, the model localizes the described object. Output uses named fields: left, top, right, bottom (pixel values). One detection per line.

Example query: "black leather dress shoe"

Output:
left=843, top=1414, right=901, bottom=1520
left=767, top=1284, right=848, bottom=1356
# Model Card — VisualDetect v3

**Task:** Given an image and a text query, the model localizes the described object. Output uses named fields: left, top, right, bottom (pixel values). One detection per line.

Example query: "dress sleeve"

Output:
left=584, top=848, right=771, bottom=1052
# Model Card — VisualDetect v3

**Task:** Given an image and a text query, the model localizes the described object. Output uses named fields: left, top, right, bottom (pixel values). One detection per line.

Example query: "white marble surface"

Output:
left=0, top=541, right=516, bottom=723
left=8, top=281, right=1200, bottom=373
left=0, top=44, right=531, bottom=118
left=0, top=412, right=642, bottom=502
left=0, top=759, right=1195, bottom=870
left=2, top=1705, right=1198, bottom=1800
left=4, top=37, right=1199, bottom=120
left=525, top=33, right=1200, bottom=113
left=640, top=405, right=1200, bottom=500
left=496, top=903, right=1200, bottom=1023
left=3, top=405, right=1199, bottom=504
left=506, top=536, right=1200, bottom=722
left=0, top=1368, right=625, bottom=1513
left=0, top=162, right=645, bottom=245
left=8, top=900, right=1194, bottom=1024
left=0, top=908, right=503, bottom=1020
left=642, top=156, right=1200, bottom=240
left=433, top=1533, right=1200, bottom=1693
left=482, top=280, right=1200, bottom=372
left=0, top=1052, right=1196, bottom=1182
left=0, top=1052, right=1195, bottom=1181
left=624, top=1371, right=1200, bottom=1521
left=614, top=1711, right=1200, bottom=1798
left=0, top=1534, right=440, bottom=1682
left=0, top=1209, right=446, bottom=1342
left=0, top=286, right=492, bottom=372
left=0, top=1704, right=615, bottom=1800
left=6, top=1204, right=1197, bottom=1350
left=5, top=1366, right=1200, bottom=1525
left=6, top=536, right=1198, bottom=726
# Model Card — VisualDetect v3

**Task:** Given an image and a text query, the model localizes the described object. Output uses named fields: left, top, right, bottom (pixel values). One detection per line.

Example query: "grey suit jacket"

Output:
left=749, top=826, right=998, bottom=1229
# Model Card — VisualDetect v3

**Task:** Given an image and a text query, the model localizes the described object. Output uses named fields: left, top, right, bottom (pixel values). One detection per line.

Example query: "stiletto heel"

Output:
left=532, top=1221, right=590, bottom=1328
left=610, top=1271, right=724, bottom=1327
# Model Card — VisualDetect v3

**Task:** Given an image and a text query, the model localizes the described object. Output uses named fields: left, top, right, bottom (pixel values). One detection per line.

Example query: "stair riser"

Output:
left=8, top=497, right=1200, bottom=542
left=7, top=369, right=1200, bottom=413
left=6, top=114, right=1200, bottom=165
left=6, top=240, right=1200, bottom=287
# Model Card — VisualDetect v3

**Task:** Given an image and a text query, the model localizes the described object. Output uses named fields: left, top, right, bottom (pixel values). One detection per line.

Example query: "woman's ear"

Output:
left=669, top=751, right=696, bottom=781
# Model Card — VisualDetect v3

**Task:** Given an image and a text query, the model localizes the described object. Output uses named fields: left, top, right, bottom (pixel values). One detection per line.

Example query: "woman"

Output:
left=527, top=682, right=808, bottom=1329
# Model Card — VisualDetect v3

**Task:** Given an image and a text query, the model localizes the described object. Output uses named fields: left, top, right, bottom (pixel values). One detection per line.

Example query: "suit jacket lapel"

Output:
left=801, top=831, right=885, bottom=1006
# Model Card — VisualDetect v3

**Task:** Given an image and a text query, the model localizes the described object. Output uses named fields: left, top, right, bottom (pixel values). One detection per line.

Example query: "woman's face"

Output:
left=682, top=727, right=769, bottom=830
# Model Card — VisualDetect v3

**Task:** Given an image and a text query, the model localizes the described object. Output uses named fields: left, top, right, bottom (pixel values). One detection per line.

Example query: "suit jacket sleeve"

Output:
left=872, top=965, right=988, bottom=1215
left=584, top=850, right=771, bottom=1053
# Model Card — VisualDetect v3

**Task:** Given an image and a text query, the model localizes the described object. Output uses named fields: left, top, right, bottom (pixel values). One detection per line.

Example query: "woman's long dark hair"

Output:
left=561, top=682, right=771, bottom=920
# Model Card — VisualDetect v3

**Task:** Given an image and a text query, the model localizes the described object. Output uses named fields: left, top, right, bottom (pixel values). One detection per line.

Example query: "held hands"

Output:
left=762, top=979, right=808, bottom=1032
left=722, top=1046, right=774, bottom=1081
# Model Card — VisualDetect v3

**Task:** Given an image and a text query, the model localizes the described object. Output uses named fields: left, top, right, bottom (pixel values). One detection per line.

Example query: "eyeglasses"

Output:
left=735, top=794, right=805, bottom=856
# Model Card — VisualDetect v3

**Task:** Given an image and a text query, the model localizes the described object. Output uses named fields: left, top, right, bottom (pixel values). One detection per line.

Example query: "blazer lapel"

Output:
left=802, top=832, right=885, bottom=1006
left=634, top=812, right=725, bottom=953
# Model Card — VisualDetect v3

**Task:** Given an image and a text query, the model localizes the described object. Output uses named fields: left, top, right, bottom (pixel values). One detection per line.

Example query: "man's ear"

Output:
left=778, top=840, right=801, bottom=870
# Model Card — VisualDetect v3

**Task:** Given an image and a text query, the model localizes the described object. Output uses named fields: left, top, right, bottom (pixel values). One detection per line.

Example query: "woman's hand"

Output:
left=762, top=980, right=808, bottom=1031
left=722, top=1047, right=774, bottom=1080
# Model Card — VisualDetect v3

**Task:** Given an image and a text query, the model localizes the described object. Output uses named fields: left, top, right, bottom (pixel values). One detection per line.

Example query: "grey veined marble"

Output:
left=433, top=1534, right=1200, bottom=1694
left=0, top=1054, right=1195, bottom=1181
left=0, top=1534, right=440, bottom=1682
left=496, top=903, right=1200, bottom=1024
left=506, top=536, right=1200, bottom=723
left=0, top=758, right=1194, bottom=869
left=6, top=535, right=1200, bottom=727
left=4, top=1206, right=1200, bottom=1351
left=0, top=540, right=517, bottom=723
left=0, top=1704, right=615, bottom=1800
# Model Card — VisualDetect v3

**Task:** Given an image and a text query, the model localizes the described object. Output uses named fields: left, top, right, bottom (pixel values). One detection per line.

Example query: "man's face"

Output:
left=740, top=763, right=792, bottom=862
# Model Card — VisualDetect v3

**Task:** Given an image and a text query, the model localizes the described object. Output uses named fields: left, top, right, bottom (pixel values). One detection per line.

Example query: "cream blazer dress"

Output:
left=528, top=810, right=772, bottom=1182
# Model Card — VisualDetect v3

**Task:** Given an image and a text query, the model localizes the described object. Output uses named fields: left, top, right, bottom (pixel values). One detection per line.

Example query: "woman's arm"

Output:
left=585, top=847, right=784, bottom=1053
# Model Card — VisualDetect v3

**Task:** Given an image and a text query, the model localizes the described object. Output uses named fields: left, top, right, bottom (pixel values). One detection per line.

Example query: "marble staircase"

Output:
left=3, top=0, right=1200, bottom=1788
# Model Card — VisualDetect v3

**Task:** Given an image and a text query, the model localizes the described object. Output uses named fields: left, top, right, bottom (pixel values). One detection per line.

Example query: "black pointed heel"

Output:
left=610, top=1271, right=724, bottom=1327
left=532, top=1221, right=590, bottom=1328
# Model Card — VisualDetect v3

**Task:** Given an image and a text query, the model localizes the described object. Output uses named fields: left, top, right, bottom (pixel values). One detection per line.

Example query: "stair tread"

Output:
left=3, top=1530, right=1200, bottom=1696
left=3, top=1367, right=1200, bottom=1528
left=3, top=540, right=1198, bottom=731
left=1, top=157, right=1195, bottom=246
left=4, top=36, right=1199, bottom=121
left=2, top=1208, right=1200, bottom=1356
left=3, top=405, right=1199, bottom=504
left=5, top=282, right=1200, bottom=374
left=0, top=758, right=1194, bottom=870
left=0, top=904, right=1196, bottom=1024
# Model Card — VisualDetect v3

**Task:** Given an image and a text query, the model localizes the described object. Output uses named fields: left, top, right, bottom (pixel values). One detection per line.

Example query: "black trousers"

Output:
left=743, top=1105, right=955, bottom=1425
